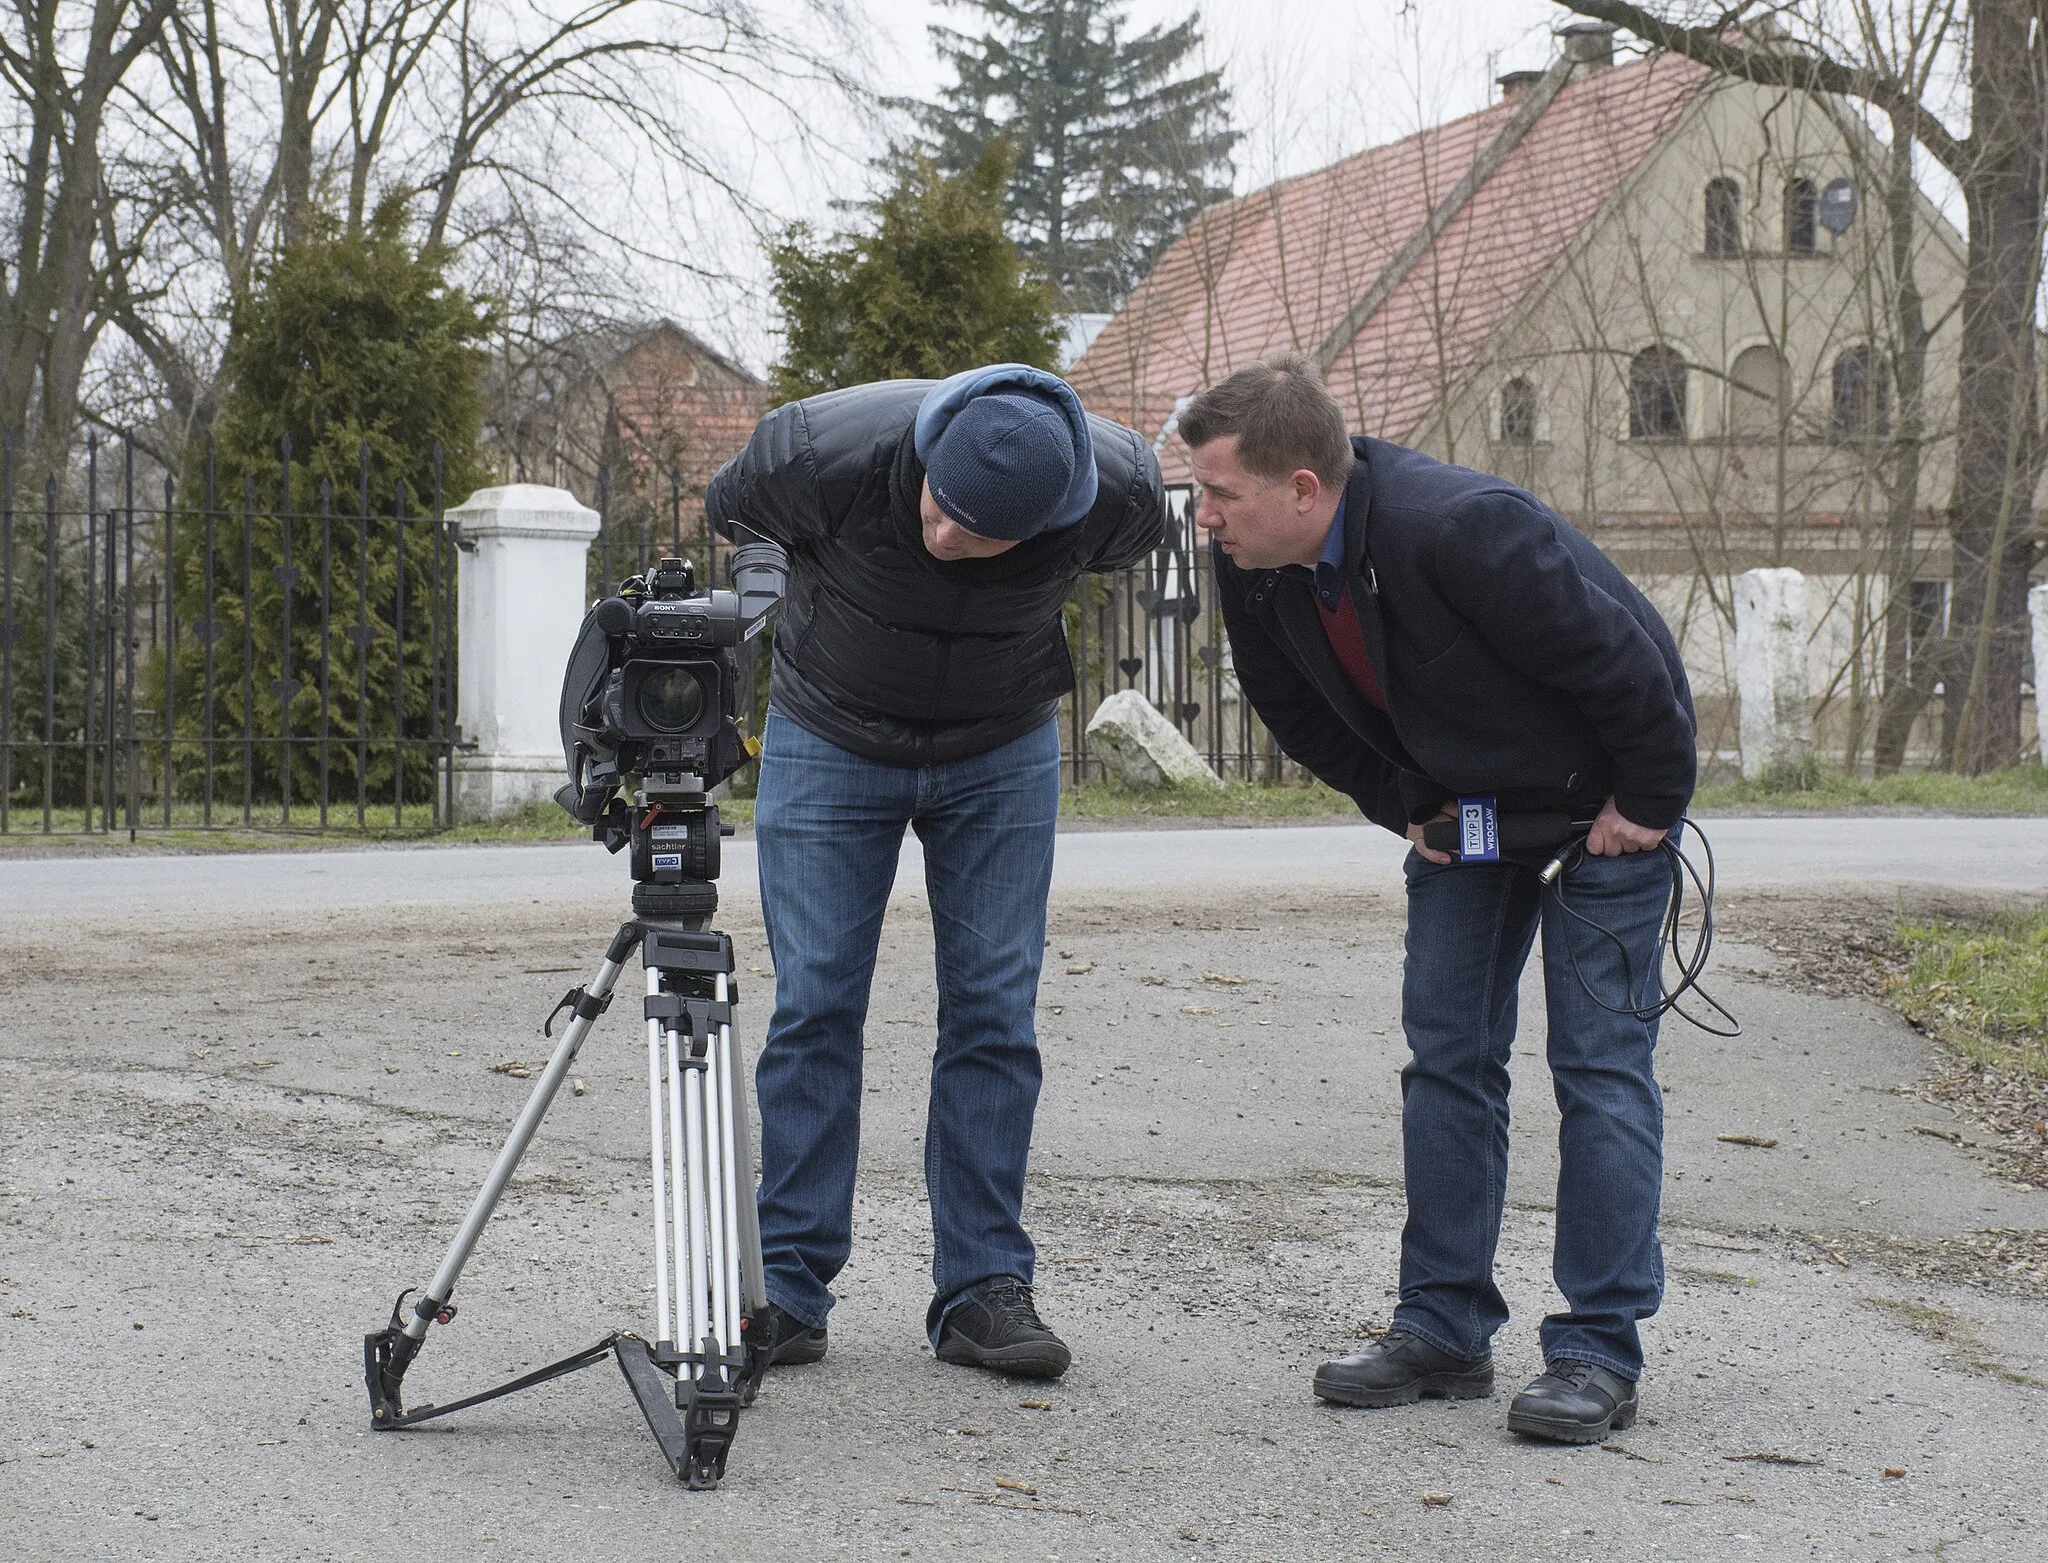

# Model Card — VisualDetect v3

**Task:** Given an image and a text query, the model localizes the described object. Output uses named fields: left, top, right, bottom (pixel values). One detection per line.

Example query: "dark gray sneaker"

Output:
left=933, top=1279, right=1071, bottom=1379
left=1507, top=1360, right=1639, bottom=1443
left=752, top=1302, right=827, bottom=1367
left=1312, top=1330, right=1494, bottom=1408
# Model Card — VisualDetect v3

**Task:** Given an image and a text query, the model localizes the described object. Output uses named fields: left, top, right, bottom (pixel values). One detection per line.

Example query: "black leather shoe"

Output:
left=933, top=1278, right=1071, bottom=1379
left=1507, top=1359, right=1638, bottom=1442
left=1312, top=1331, right=1494, bottom=1408
left=752, top=1302, right=828, bottom=1367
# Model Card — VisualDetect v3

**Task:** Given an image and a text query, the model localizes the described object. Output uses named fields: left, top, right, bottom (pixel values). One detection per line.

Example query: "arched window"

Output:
left=1728, top=344, right=1789, bottom=438
left=1785, top=178, right=1818, bottom=254
left=1831, top=346, right=1891, bottom=439
left=1499, top=377, right=1537, bottom=443
left=1629, top=346, right=1688, bottom=439
left=1704, top=178, right=1742, bottom=256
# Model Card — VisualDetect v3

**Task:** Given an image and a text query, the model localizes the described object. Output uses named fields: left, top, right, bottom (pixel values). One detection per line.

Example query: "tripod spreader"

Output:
left=363, top=903, right=769, bottom=1488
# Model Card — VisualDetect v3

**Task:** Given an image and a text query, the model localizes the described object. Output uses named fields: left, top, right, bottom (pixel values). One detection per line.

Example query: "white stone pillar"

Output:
left=1734, top=567, right=1813, bottom=781
left=2031, top=581, right=2048, bottom=761
left=450, top=484, right=600, bottom=820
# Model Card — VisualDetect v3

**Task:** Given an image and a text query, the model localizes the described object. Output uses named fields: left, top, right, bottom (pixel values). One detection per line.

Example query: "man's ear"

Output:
left=1291, top=468, right=1323, bottom=510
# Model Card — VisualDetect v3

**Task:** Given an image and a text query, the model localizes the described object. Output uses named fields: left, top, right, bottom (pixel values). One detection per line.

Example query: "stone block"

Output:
left=1084, top=689, right=1225, bottom=790
left=2032, top=582, right=2047, bottom=760
left=450, top=483, right=601, bottom=820
left=1734, top=566, right=1813, bottom=781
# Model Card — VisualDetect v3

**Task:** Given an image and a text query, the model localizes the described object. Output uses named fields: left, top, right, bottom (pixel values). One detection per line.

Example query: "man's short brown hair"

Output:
left=1177, top=354, right=1355, bottom=490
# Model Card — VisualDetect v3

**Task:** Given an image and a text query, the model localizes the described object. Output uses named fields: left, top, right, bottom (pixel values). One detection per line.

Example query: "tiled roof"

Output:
left=1070, top=56, right=1706, bottom=471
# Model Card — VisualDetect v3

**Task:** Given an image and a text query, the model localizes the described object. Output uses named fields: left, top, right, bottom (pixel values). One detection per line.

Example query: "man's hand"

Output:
left=1584, top=797, right=1667, bottom=857
left=1407, top=802, right=1457, bottom=865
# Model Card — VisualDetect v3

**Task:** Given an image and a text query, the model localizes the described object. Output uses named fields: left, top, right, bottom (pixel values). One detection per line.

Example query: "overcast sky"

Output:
left=690, top=0, right=1600, bottom=368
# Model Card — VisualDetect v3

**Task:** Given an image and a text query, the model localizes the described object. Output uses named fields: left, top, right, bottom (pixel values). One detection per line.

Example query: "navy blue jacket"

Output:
left=1214, top=437, right=1696, bottom=837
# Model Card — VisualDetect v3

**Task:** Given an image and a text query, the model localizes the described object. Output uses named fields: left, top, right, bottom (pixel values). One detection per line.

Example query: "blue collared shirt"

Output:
left=1312, top=492, right=1350, bottom=611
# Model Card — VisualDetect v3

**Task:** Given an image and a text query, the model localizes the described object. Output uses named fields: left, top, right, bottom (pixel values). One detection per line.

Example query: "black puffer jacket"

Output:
left=705, top=380, right=1165, bottom=766
left=1216, top=436, right=1696, bottom=836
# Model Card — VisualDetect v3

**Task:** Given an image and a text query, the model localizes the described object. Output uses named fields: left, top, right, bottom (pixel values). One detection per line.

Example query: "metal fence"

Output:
left=1061, top=485, right=1282, bottom=786
left=1, top=450, right=1278, bottom=836
left=0, top=435, right=459, bottom=835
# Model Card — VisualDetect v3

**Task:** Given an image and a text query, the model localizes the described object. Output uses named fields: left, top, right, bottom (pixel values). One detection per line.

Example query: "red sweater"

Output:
left=1316, top=583, right=1388, bottom=712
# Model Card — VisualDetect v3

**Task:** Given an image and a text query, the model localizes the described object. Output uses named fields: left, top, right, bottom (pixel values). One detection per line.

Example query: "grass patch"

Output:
left=1692, top=764, right=2048, bottom=814
left=1059, top=779, right=1359, bottom=820
left=1889, top=906, right=2048, bottom=1080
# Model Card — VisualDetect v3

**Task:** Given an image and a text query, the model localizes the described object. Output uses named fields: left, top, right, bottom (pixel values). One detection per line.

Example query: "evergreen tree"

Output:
left=163, top=199, right=492, bottom=809
left=768, top=142, right=1060, bottom=400
left=902, top=0, right=1236, bottom=312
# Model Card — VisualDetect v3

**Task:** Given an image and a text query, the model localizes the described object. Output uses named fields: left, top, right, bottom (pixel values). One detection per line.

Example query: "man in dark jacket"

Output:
left=1182, top=356, right=1695, bottom=1443
left=705, top=364, right=1164, bottom=1380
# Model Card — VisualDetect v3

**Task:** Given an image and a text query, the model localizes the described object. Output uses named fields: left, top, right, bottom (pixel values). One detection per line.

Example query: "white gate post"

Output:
left=2031, top=581, right=2048, bottom=762
left=449, top=483, right=600, bottom=820
left=1734, top=567, right=1813, bottom=781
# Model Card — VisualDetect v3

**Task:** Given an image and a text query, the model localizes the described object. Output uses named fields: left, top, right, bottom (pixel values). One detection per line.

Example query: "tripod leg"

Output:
left=666, top=1014, right=694, bottom=1362
left=701, top=1008, right=733, bottom=1363
left=683, top=1052, right=712, bottom=1370
left=367, top=921, right=642, bottom=1425
left=725, top=1004, right=768, bottom=1316
left=714, top=973, right=746, bottom=1344
left=646, top=969, right=674, bottom=1350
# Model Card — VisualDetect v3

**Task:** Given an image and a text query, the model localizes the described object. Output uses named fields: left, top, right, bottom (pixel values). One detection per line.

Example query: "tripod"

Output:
left=363, top=835, right=769, bottom=1490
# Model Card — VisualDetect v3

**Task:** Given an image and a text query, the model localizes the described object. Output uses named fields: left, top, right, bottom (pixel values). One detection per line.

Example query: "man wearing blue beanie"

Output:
left=705, top=365, right=1165, bottom=1381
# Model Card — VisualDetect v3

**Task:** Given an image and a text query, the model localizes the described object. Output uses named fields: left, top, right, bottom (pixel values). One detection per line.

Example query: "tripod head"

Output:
left=592, top=779, right=735, bottom=921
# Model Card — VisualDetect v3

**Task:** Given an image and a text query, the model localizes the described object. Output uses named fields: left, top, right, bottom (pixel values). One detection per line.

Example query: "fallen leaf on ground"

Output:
left=994, top=1478, right=1036, bottom=1495
left=489, top=1060, right=533, bottom=1078
left=1200, top=972, right=1249, bottom=985
left=1065, top=963, right=1093, bottom=975
left=1419, top=1492, right=1453, bottom=1507
left=1882, top=1467, right=1907, bottom=1478
left=1716, top=1132, right=1778, bottom=1148
left=1723, top=1451, right=1820, bottom=1466
left=1179, top=1005, right=1215, bottom=1016
left=1018, top=1399, right=1052, bottom=1410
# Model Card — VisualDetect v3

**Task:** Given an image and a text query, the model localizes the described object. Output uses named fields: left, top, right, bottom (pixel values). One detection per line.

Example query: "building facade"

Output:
left=1072, top=25, right=2029, bottom=772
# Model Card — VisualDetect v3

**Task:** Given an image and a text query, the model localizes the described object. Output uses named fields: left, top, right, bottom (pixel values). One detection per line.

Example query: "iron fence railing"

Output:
left=1061, top=485, right=1285, bottom=786
left=0, top=434, right=459, bottom=835
left=0, top=453, right=1283, bottom=834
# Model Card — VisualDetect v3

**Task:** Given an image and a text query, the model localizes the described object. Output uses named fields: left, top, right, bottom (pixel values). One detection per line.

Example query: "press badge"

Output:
left=1457, top=795, right=1500, bottom=862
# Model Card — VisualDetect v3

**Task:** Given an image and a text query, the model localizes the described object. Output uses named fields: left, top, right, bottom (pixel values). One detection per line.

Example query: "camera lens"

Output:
left=636, top=666, right=706, bottom=733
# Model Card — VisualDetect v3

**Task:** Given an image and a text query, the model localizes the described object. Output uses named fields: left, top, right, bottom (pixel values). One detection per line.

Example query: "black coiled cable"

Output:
left=1540, top=815, right=1741, bottom=1037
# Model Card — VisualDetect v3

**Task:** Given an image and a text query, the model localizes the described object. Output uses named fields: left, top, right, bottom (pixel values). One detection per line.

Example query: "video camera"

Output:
left=554, top=542, right=787, bottom=907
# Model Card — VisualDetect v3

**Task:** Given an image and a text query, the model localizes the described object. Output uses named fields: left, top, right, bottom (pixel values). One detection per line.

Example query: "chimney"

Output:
left=1557, top=20, right=1616, bottom=68
left=1496, top=69, right=1543, bottom=104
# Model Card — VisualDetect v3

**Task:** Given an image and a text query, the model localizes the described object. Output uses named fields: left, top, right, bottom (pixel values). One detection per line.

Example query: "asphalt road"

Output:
left=2, top=819, right=2043, bottom=1561
left=2, top=815, right=2043, bottom=921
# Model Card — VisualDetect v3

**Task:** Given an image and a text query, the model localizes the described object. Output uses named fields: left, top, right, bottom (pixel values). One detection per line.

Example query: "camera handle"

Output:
left=362, top=908, right=768, bottom=1489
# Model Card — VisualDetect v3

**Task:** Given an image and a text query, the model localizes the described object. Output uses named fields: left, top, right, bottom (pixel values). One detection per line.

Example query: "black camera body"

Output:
left=555, top=545, right=787, bottom=834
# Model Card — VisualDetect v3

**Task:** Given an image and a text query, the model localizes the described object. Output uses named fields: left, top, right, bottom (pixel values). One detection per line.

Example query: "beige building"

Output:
left=1073, top=24, right=2029, bottom=772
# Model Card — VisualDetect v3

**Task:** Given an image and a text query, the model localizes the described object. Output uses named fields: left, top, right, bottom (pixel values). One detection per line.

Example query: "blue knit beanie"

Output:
left=915, top=365, right=1098, bottom=541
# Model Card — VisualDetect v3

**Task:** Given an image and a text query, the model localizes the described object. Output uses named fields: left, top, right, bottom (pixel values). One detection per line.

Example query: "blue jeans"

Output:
left=751, top=709, right=1061, bottom=1337
left=1394, top=837, right=1675, bottom=1379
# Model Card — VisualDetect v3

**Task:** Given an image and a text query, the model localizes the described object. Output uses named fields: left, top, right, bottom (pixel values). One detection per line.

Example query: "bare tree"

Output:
left=0, top=0, right=174, bottom=472
left=97, top=0, right=865, bottom=470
